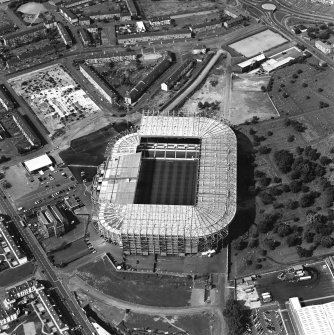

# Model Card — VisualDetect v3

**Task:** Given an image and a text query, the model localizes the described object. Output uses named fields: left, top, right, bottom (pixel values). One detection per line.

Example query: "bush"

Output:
left=258, top=146, right=271, bottom=154
left=296, top=146, right=304, bottom=155
left=282, top=184, right=291, bottom=193
left=290, top=171, right=301, bottom=180
left=320, top=156, right=332, bottom=165
left=300, top=193, right=316, bottom=207
left=246, top=259, right=252, bottom=266
left=303, top=230, right=315, bottom=243
left=259, top=192, right=275, bottom=205
left=287, top=135, right=295, bottom=143
left=255, top=263, right=262, bottom=269
left=264, top=238, right=279, bottom=250
left=259, top=177, right=271, bottom=188
left=270, top=187, right=282, bottom=196
left=302, top=185, right=310, bottom=193
left=248, top=239, right=259, bottom=248
left=258, top=213, right=281, bottom=233
left=290, top=180, right=302, bottom=193
left=254, top=170, right=266, bottom=178
left=267, top=131, right=273, bottom=136
left=249, top=128, right=256, bottom=135
left=285, top=200, right=299, bottom=210
left=274, top=177, right=282, bottom=184
left=296, top=246, right=313, bottom=258
left=235, top=238, right=247, bottom=250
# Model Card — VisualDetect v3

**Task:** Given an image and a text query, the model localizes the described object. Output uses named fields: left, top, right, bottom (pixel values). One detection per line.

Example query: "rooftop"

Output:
left=24, top=154, right=52, bottom=172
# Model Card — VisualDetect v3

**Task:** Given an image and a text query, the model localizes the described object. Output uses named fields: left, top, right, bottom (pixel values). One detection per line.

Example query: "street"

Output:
left=0, top=188, right=95, bottom=335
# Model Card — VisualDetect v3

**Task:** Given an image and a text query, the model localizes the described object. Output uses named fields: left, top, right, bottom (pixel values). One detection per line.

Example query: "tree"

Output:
left=248, top=239, right=258, bottom=248
left=297, top=246, right=313, bottom=258
left=274, top=150, right=294, bottom=173
left=320, top=156, right=332, bottom=165
left=287, top=234, right=301, bottom=247
left=264, top=238, right=278, bottom=250
left=223, top=299, right=251, bottom=335
left=277, top=224, right=293, bottom=237
left=235, top=237, right=247, bottom=250
left=285, top=200, right=299, bottom=210
left=254, top=170, right=265, bottom=178
left=320, top=236, right=334, bottom=248
left=300, top=193, right=316, bottom=208
left=258, top=192, right=275, bottom=205
left=290, top=180, right=302, bottom=193
left=303, top=230, right=315, bottom=243
left=258, top=146, right=271, bottom=154
left=259, top=177, right=271, bottom=188
left=2, top=180, right=11, bottom=189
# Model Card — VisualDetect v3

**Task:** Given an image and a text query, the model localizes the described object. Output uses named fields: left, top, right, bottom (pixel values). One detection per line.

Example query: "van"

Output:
left=17, top=207, right=23, bottom=211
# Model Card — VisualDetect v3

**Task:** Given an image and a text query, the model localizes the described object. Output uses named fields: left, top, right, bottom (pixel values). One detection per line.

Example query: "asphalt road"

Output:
left=0, top=188, right=95, bottom=335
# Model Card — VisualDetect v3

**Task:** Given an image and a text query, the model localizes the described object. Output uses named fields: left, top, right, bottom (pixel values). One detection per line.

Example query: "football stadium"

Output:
left=91, top=115, right=237, bottom=256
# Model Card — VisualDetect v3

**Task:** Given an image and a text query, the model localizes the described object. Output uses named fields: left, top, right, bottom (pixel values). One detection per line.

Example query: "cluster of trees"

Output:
left=284, top=118, right=307, bottom=132
left=223, top=299, right=251, bottom=335
left=0, top=156, right=10, bottom=164
left=307, top=25, right=332, bottom=40
left=197, top=101, right=220, bottom=111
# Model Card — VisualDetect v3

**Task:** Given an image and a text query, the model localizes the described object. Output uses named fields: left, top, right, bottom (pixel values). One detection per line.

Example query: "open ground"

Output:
left=136, top=0, right=224, bottom=17
left=0, top=262, right=35, bottom=287
left=7, top=64, right=101, bottom=139
left=228, top=30, right=288, bottom=58
left=76, top=255, right=193, bottom=307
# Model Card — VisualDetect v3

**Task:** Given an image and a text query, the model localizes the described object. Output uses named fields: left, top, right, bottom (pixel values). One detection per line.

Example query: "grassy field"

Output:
left=228, top=30, right=288, bottom=57
left=125, top=312, right=214, bottom=335
left=77, top=256, right=192, bottom=307
left=0, top=262, right=35, bottom=287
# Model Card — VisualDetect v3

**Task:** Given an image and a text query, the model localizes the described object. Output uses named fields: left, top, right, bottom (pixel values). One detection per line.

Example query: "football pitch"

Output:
left=134, top=159, right=198, bottom=205
left=228, top=29, right=288, bottom=58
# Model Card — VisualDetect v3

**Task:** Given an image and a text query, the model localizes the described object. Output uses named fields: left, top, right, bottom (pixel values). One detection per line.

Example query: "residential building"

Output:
left=84, top=51, right=138, bottom=64
left=0, top=217, right=27, bottom=265
left=0, top=88, right=14, bottom=111
left=89, top=9, right=121, bottom=21
left=37, top=205, right=66, bottom=238
left=288, top=297, right=334, bottom=335
left=12, top=112, right=41, bottom=148
left=190, top=20, right=222, bottom=33
left=120, top=12, right=131, bottom=22
left=5, top=280, right=44, bottom=305
left=125, top=53, right=172, bottom=104
left=149, top=15, right=171, bottom=27
left=117, top=29, right=191, bottom=45
left=125, top=0, right=137, bottom=17
left=224, top=6, right=247, bottom=18
left=59, top=7, right=78, bottom=24
left=44, top=20, right=57, bottom=29
left=78, top=16, right=90, bottom=25
left=80, top=64, right=116, bottom=103
left=161, top=58, right=194, bottom=91
left=315, top=40, right=334, bottom=54
left=64, top=0, right=90, bottom=8
left=78, top=28, right=91, bottom=46
left=3, top=25, right=47, bottom=48
left=56, top=22, right=72, bottom=46
left=0, top=307, right=19, bottom=326
left=36, top=289, right=69, bottom=334
left=224, top=16, right=244, bottom=28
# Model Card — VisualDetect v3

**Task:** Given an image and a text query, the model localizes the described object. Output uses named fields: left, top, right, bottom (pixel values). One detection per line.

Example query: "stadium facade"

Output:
left=92, top=115, right=237, bottom=256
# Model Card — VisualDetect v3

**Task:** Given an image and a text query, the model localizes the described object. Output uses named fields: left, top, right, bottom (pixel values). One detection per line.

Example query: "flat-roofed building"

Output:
left=78, top=27, right=91, bottom=46
left=0, top=88, right=14, bottom=111
left=224, top=15, right=244, bottom=28
left=84, top=51, right=138, bottom=64
left=89, top=9, right=121, bottom=20
left=125, top=0, right=137, bottom=17
left=161, top=58, right=194, bottom=91
left=23, top=154, right=53, bottom=174
left=236, top=54, right=266, bottom=72
left=80, top=64, right=116, bottom=103
left=288, top=297, right=334, bottom=335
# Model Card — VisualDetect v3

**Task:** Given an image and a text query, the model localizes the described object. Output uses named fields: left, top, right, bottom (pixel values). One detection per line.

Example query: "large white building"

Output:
left=23, top=154, right=53, bottom=174
left=92, top=115, right=237, bottom=256
left=288, top=297, right=334, bottom=334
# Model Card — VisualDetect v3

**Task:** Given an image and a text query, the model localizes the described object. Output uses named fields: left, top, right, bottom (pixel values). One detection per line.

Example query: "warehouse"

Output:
left=23, top=154, right=53, bottom=174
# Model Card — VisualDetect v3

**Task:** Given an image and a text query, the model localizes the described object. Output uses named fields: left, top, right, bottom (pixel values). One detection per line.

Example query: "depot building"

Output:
left=23, top=154, right=54, bottom=174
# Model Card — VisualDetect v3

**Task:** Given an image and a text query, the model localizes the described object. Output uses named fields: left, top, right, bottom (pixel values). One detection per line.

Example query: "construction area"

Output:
left=91, top=114, right=237, bottom=256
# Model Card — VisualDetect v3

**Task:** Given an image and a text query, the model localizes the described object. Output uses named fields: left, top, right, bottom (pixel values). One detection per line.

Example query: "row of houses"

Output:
left=2, top=24, right=48, bottom=48
left=125, top=53, right=173, bottom=104
left=79, top=64, right=116, bottom=103
left=0, top=88, right=15, bottom=111
left=56, top=22, right=73, bottom=46
left=12, top=112, right=41, bottom=148
left=161, top=58, right=195, bottom=91
left=315, top=40, right=334, bottom=54
left=4, top=280, right=69, bottom=334
left=117, top=29, right=191, bottom=45
left=83, top=51, right=138, bottom=64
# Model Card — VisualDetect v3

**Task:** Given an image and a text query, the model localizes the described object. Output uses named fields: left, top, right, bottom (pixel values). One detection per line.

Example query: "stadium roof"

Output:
left=289, top=297, right=334, bottom=335
left=24, top=154, right=52, bottom=173
left=94, top=116, right=237, bottom=238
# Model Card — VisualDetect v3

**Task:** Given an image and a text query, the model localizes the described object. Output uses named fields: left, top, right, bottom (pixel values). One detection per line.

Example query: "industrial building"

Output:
left=23, top=154, right=53, bottom=174
left=288, top=297, right=334, bottom=334
left=161, top=58, right=194, bottom=91
left=125, top=53, right=172, bottom=104
left=37, top=205, right=67, bottom=238
left=92, top=114, right=237, bottom=256
left=80, top=64, right=116, bottom=103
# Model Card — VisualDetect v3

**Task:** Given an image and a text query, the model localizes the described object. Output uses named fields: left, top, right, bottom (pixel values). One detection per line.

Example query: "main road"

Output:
left=0, top=188, right=95, bottom=335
